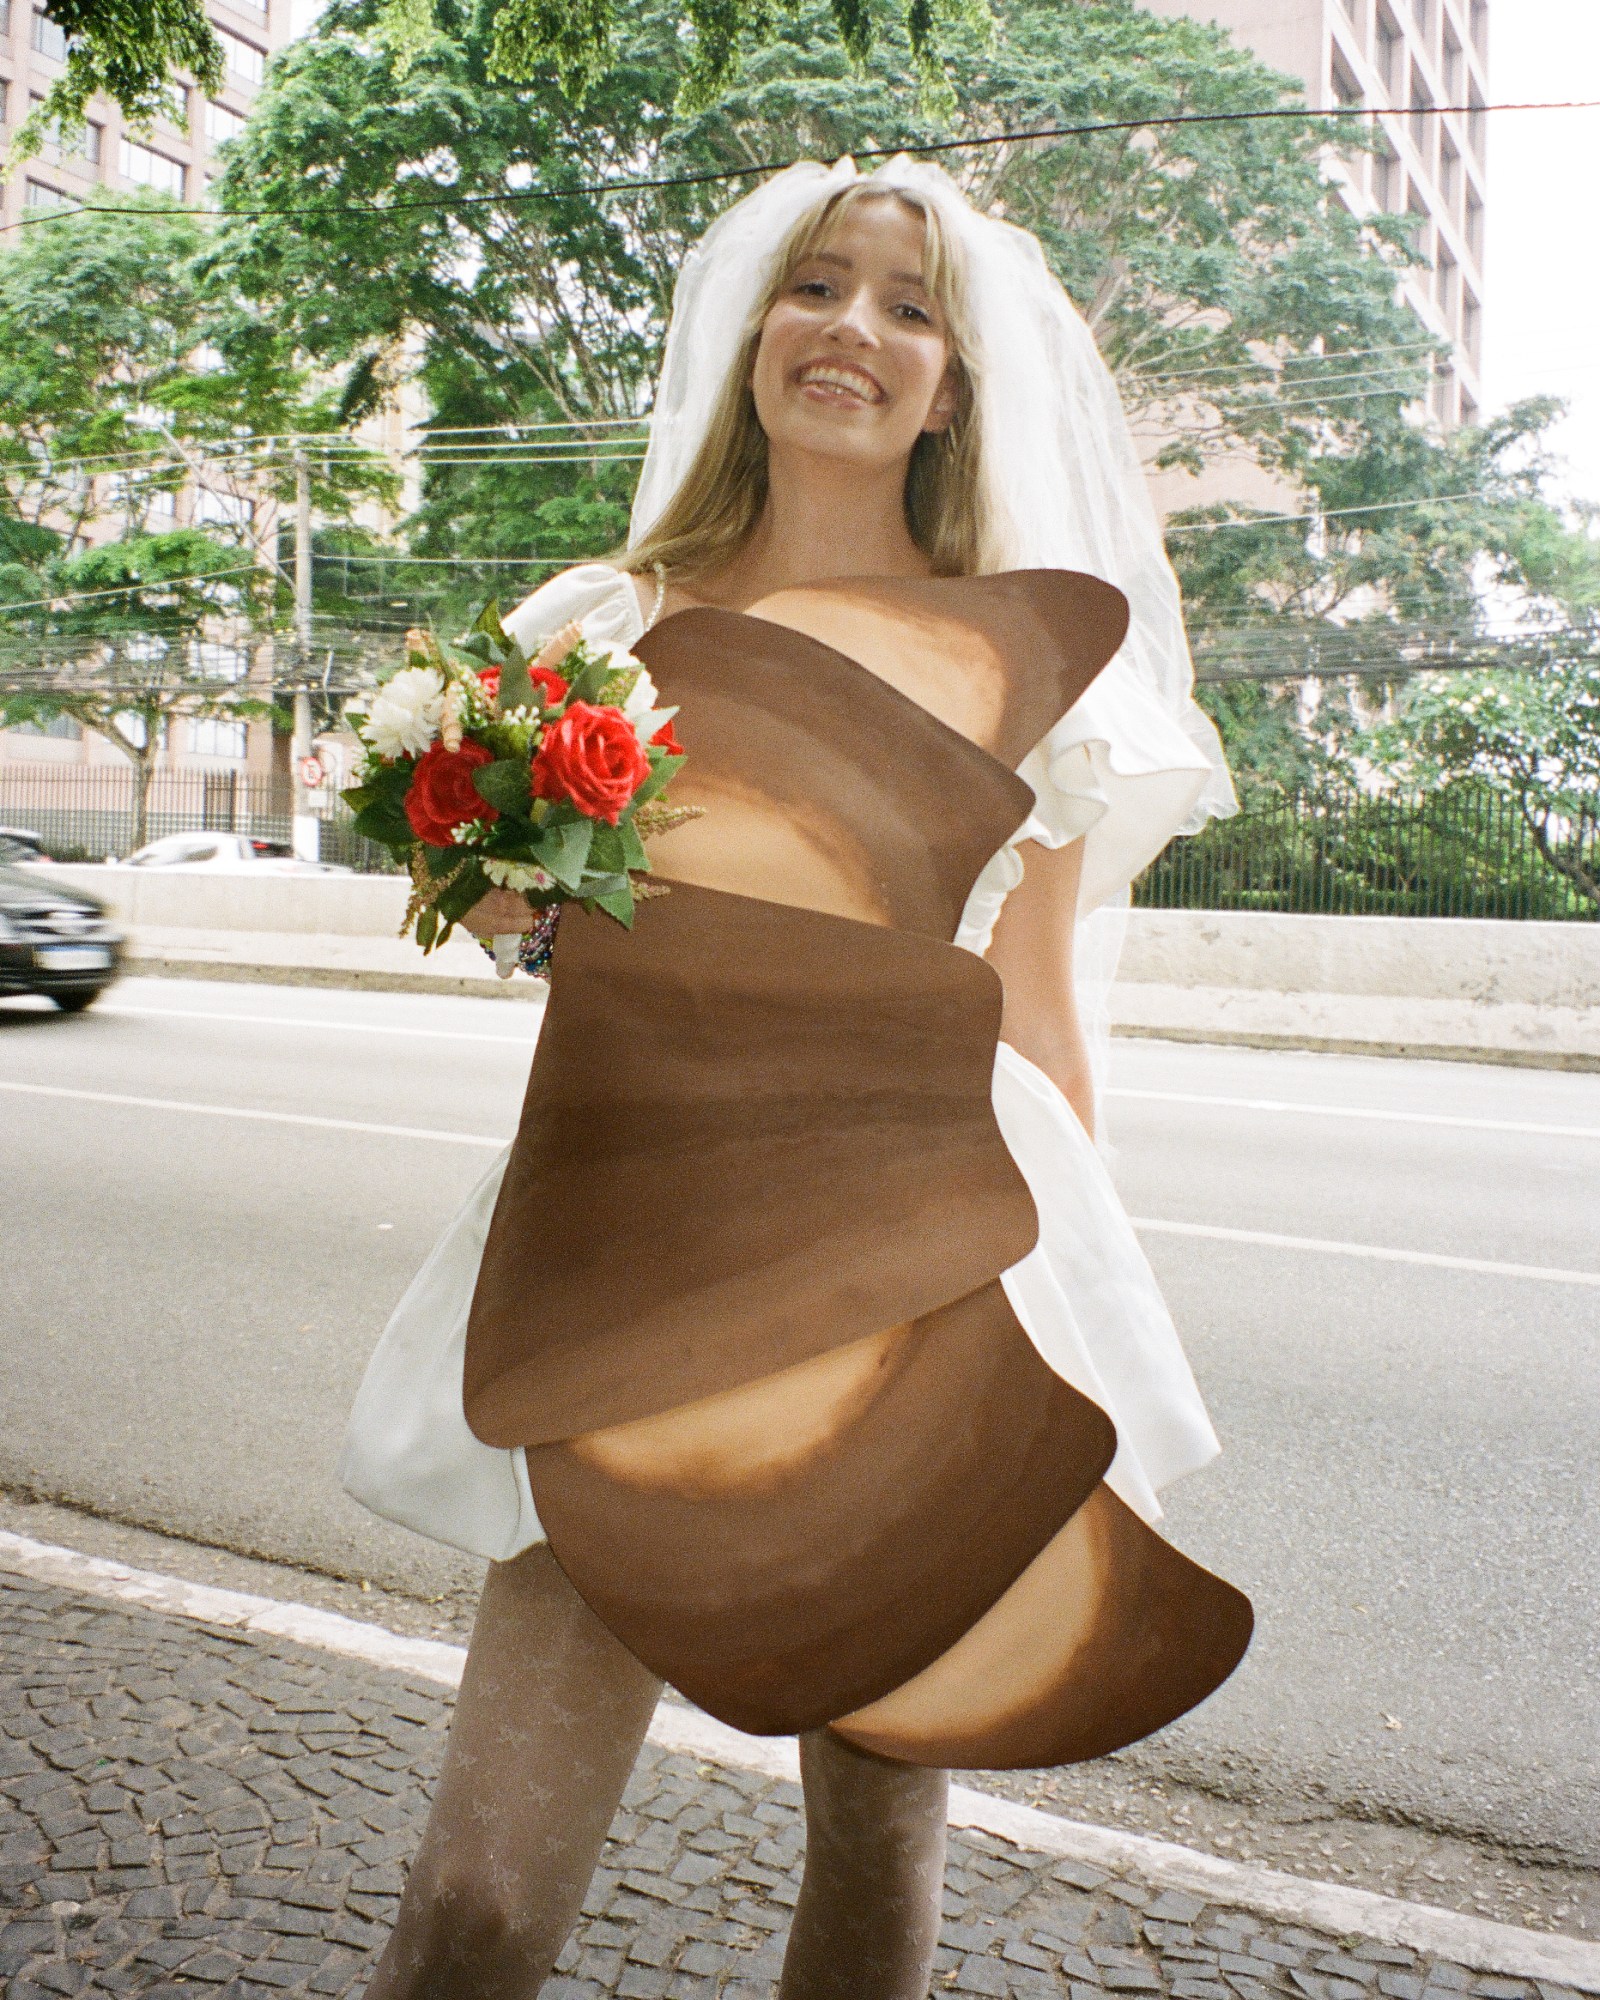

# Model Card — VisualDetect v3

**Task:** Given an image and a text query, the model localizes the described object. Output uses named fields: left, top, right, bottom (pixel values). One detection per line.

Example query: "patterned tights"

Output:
left=363, top=1544, right=948, bottom=2000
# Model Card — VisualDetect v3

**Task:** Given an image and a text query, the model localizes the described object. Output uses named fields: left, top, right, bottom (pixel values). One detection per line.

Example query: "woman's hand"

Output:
left=982, top=836, right=1096, bottom=1140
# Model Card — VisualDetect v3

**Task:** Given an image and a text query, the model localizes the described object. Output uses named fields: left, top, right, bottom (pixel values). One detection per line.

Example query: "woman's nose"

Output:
left=826, top=288, right=879, bottom=347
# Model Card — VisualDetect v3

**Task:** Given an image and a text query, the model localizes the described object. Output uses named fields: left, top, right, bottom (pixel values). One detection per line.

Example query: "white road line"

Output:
left=0, top=1079, right=507, bottom=1149
left=1109, top=1086, right=1600, bottom=1143
left=8, top=1077, right=1594, bottom=1287
left=1, top=1529, right=1597, bottom=1989
left=94, top=1001, right=541, bottom=1048
left=1132, top=1215, right=1600, bottom=1288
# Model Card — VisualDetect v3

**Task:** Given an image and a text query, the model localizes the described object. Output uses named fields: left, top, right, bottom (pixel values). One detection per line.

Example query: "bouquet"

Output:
left=342, top=602, right=695, bottom=977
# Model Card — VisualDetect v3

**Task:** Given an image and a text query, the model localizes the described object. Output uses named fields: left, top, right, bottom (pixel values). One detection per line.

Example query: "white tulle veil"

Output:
left=631, top=154, right=1234, bottom=828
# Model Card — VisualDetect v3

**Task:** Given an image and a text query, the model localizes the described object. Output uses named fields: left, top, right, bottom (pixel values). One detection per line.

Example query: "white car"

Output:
left=118, top=833, right=353, bottom=876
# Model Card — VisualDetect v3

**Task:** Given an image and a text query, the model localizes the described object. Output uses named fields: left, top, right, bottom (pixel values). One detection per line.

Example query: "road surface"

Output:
left=2, top=975, right=1595, bottom=1873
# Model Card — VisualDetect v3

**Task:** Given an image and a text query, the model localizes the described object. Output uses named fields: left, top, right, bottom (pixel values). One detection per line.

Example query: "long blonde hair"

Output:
left=620, top=183, right=1001, bottom=582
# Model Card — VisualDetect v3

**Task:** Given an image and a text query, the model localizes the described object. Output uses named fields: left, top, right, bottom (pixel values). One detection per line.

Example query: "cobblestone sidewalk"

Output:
left=1, top=1573, right=1589, bottom=2000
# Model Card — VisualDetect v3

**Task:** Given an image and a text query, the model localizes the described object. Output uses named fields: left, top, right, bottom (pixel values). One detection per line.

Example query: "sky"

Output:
left=284, top=0, right=1600, bottom=505
left=1478, top=0, right=1600, bottom=509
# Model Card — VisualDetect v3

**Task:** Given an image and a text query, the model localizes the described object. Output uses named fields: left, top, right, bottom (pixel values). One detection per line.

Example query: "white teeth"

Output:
left=798, top=364, right=882, bottom=402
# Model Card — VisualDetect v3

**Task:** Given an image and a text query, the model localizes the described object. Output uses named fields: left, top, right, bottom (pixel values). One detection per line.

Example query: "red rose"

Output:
left=650, top=716, right=684, bottom=756
left=405, top=740, right=499, bottom=846
left=476, top=665, right=500, bottom=703
left=531, top=701, right=649, bottom=826
left=530, top=664, right=570, bottom=708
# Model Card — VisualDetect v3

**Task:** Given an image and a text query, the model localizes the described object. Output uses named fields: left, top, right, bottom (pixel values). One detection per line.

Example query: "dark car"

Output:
left=0, top=826, right=49, bottom=865
left=0, top=865, right=124, bottom=1012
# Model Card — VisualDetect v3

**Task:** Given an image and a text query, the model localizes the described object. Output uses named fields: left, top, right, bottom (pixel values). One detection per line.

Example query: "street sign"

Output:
left=298, top=755, right=326, bottom=789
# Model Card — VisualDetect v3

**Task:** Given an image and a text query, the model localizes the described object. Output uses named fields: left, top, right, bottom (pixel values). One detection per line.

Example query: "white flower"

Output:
left=484, top=858, right=554, bottom=892
left=362, top=666, right=445, bottom=758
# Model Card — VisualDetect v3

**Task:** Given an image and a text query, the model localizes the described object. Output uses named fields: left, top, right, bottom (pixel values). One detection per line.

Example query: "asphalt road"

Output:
left=2, top=975, right=1596, bottom=1870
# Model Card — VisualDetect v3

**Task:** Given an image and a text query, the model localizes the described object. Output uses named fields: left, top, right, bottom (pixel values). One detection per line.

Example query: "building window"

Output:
left=1435, top=246, right=1459, bottom=324
left=30, top=6, right=68, bottom=60
left=1468, top=82, right=1486, bottom=161
left=1409, top=66, right=1436, bottom=174
left=23, top=178, right=69, bottom=208
left=1374, top=137, right=1403, bottom=212
left=1459, top=393, right=1479, bottom=429
left=120, top=138, right=187, bottom=196
left=215, top=27, right=265, bottom=85
left=1410, top=0, right=1433, bottom=48
left=1465, top=186, right=1484, bottom=260
left=191, top=641, right=249, bottom=682
left=1439, top=133, right=1460, bottom=216
left=1461, top=289, right=1481, bottom=367
left=8, top=713, right=83, bottom=741
left=205, top=99, right=247, bottom=147
left=190, top=717, right=248, bottom=759
left=1441, top=23, right=1463, bottom=99
left=0, top=0, right=11, bottom=37
left=1431, top=365, right=1456, bottom=427
left=1469, top=0, right=1487, bottom=58
left=1376, top=5, right=1403, bottom=94
left=1331, top=51, right=1363, bottom=108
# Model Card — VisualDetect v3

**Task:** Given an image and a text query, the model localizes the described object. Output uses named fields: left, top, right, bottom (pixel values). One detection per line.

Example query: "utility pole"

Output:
left=290, top=450, right=319, bottom=863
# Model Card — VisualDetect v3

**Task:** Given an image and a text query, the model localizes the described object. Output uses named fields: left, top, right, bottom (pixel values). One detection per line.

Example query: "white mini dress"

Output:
left=340, top=563, right=1223, bottom=1561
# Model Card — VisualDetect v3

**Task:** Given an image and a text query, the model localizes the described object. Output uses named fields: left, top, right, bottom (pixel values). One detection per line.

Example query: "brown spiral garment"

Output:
left=462, top=571, right=1253, bottom=1769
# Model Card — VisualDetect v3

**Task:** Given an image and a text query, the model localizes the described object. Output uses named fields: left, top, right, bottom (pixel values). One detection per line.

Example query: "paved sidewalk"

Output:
left=4, top=1573, right=1593, bottom=2000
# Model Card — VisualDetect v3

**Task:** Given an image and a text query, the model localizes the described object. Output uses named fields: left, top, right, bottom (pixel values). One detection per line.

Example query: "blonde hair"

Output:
left=620, top=183, right=1002, bottom=583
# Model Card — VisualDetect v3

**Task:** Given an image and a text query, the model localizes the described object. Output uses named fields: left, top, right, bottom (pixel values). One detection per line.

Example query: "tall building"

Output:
left=1142, top=0, right=1488, bottom=428
left=0, top=0, right=290, bottom=233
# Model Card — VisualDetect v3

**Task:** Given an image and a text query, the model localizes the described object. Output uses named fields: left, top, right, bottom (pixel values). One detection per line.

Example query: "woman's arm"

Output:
left=982, top=836, right=1095, bottom=1140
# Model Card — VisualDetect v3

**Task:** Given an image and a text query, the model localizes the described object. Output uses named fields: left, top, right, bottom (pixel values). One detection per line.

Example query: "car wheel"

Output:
left=52, top=989, right=101, bottom=1014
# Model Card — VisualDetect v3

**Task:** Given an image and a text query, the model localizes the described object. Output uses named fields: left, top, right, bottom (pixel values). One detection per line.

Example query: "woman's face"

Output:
left=750, top=197, right=958, bottom=474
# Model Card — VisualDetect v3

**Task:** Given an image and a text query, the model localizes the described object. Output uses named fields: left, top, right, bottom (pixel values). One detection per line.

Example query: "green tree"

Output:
left=0, top=530, right=277, bottom=849
left=209, top=0, right=1435, bottom=606
left=8, top=0, right=221, bottom=167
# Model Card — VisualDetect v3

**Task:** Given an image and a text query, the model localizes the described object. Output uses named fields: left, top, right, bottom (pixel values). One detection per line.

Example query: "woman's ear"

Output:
left=922, top=367, right=959, bottom=436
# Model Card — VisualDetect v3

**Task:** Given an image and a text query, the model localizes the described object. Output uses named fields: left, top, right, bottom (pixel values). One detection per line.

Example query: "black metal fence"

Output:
left=0, top=764, right=399, bottom=873
left=5, top=762, right=1596, bottom=917
left=1136, top=781, right=1599, bottom=920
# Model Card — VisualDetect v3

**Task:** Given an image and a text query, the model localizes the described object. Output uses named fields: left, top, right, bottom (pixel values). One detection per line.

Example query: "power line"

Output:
left=0, top=562, right=260, bottom=614
left=1165, top=491, right=1490, bottom=533
left=7, top=97, right=1597, bottom=233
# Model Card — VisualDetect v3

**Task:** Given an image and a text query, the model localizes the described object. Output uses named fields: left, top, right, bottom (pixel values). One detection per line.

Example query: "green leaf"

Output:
left=473, top=757, right=532, bottom=814
left=539, top=816, right=594, bottom=891
left=567, top=650, right=612, bottom=705
left=588, top=822, right=626, bottom=874
left=589, top=884, right=636, bottom=927
left=352, top=799, right=413, bottom=845
left=616, top=819, right=648, bottom=872
left=415, top=903, right=439, bottom=951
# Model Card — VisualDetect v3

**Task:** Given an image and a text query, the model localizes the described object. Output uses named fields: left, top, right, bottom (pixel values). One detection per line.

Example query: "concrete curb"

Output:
left=2, top=1529, right=1595, bottom=1992
left=1111, top=1021, right=1600, bottom=1074
left=124, top=955, right=541, bottom=1001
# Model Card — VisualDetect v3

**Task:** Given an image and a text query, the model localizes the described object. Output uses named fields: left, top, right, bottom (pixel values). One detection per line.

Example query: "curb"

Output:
left=1110, top=1021, right=1600, bottom=1075
left=119, top=957, right=1586, bottom=1065
left=124, top=956, right=541, bottom=1002
left=2, top=1530, right=1594, bottom=1992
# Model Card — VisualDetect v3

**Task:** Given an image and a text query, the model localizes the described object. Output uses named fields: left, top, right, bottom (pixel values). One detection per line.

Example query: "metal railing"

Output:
left=0, top=763, right=398, bottom=873
left=5, top=763, right=1595, bottom=917
left=1136, top=782, right=1599, bottom=920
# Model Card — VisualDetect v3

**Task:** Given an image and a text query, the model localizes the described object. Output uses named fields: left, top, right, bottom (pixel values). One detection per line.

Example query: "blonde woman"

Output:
left=346, top=157, right=1249, bottom=2000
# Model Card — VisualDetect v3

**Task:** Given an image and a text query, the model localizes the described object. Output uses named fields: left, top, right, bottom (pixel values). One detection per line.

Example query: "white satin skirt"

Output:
left=339, top=1042, right=1219, bottom=1564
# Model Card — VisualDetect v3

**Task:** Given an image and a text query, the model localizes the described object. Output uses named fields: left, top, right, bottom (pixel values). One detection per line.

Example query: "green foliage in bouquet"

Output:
left=341, top=601, right=695, bottom=952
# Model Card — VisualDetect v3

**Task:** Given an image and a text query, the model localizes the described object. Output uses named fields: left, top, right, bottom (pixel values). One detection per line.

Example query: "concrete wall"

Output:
left=1117, top=909, right=1600, bottom=1010
left=41, top=866, right=1600, bottom=1010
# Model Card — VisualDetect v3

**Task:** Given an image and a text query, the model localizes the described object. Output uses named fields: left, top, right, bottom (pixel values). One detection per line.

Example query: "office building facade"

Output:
left=1142, top=0, right=1488, bottom=428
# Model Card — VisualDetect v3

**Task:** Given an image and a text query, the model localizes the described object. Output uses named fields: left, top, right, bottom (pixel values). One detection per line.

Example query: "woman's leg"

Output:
left=778, top=1727, right=949, bottom=1999
left=364, top=1542, right=662, bottom=2000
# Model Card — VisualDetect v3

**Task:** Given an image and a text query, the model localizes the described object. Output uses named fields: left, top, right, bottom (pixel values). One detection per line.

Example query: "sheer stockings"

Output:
left=363, top=1544, right=661, bottom=2000
left=363, top=1544, right=948, bottom=2000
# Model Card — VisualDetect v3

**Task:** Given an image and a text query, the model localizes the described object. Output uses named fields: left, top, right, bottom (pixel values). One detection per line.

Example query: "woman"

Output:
left=345, top=157, right=1248, bottom=2000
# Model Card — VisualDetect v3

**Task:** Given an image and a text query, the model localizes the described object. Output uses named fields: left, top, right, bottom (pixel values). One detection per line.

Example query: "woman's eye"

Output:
left=795, top=279, right=833, bottom=298
left=895, top=301, right=934, bottom=325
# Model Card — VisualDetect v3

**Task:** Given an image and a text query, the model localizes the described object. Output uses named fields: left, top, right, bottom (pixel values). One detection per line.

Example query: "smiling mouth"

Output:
left=795, top=362, right=885, bottom=405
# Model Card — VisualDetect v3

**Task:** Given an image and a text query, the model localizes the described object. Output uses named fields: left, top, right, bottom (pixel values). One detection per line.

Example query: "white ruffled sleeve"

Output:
left=955, top=655, right=1234, bottom=956
left=501, top=561, right=643, bottom=658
